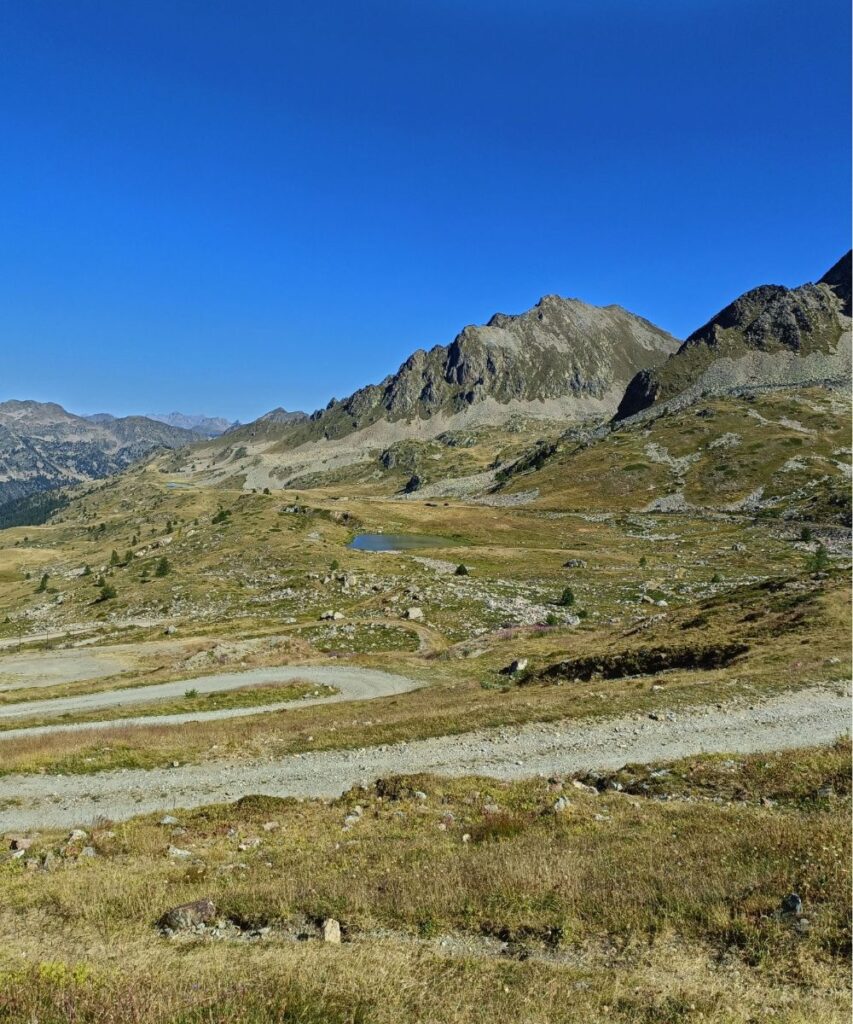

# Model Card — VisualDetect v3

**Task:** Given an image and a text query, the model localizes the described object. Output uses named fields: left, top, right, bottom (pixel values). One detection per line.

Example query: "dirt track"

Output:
left=0, top=664, right=422, bottom=735
left=0, top=683, right=848, bottom=831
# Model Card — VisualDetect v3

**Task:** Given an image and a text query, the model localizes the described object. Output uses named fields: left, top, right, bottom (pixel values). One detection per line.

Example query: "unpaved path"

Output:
left=0, top=665, right=422, bottom=735
left=1, top=684, right=848, bottom=831
left=0, top=650, right=132, bottom=691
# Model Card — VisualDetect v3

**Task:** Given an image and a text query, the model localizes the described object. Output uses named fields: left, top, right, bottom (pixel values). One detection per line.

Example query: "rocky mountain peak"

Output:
left=614, top=251, right=852, bottom=420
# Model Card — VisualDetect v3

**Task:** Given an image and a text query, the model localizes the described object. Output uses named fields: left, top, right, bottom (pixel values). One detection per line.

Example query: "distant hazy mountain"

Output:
left=615, top=251, right=852, bottom=420
left=0, top=400, right=198, bottom=511
left=256, top=408, right=309, bottom=425
left=146, top=412, right=236, bottom=437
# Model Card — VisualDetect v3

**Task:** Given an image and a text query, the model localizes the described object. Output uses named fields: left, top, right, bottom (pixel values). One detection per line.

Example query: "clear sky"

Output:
left=1, top=0, right=850, bottom=422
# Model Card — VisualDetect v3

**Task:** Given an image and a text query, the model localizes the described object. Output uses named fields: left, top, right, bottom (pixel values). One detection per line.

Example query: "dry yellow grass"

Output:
left=0, top=743, right=849, bottom=1023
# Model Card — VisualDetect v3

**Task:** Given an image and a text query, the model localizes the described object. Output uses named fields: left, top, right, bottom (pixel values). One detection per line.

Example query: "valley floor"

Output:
left=0, top=385, right=849, bottom=1021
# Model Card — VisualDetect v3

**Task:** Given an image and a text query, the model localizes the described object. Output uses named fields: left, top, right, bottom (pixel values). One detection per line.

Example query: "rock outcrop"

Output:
left=615, top=252, right=852, bottom=420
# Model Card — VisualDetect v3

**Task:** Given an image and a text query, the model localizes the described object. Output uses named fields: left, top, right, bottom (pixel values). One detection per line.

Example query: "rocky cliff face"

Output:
left=615, top=252, right=852, bottom=420
left=0, top=401, right=198, bottom=510
left=263, top=296, right=679, bottom=447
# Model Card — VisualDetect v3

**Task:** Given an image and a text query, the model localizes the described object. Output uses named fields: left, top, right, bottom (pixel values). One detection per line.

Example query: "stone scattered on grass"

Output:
left=158, top=898, right=217, bottom=933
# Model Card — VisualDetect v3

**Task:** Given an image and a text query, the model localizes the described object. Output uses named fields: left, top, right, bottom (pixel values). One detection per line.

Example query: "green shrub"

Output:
left=806, top=544, right=829, bottom=573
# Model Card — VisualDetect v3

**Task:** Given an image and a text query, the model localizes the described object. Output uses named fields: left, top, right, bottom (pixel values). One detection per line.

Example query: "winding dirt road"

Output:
left=1, top=683, right=848, bottom=831
left=0, top=664, right=423, bottom=737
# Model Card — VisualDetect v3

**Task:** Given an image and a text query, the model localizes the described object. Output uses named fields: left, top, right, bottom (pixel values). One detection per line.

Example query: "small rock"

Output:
left=158, top=898, right=217, bottom=932
left=79, top=846, right=97, bottom=858
left=781, top=893, right=803, bottom=916
left=262, top=821, right=280, bottom=832
left=159, top=815, right=180, bottom=826
left=68, top=829, right=87, bottom=842
left=404, top=607, right=424, bottom=621
left=167, top=845, right=192, bottom=859
left=322, top=918, right=342, bottom=944
left=553, top=797, right=571, bottom=814
left=503, top=658, right=528, bottom=676
left=9, top=837, right=34, bottom=852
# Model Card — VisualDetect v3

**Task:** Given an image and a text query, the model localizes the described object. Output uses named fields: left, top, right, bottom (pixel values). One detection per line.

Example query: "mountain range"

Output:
left=0, top=402, right=198, bottom=512
left=1, top=251, right=849, bottom=511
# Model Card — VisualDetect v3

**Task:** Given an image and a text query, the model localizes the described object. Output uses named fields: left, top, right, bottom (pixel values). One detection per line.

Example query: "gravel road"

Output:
left=1, top=683, right=848, bottom=831
left=0, top=665, right=422, bottom=736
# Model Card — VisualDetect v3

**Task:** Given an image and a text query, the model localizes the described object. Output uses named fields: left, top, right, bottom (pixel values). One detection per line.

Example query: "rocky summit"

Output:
left=615, top=251, right=852, bottom=420
left=301, top=295, right=680, bottom=438
left=176, top=294, right=680, bottom=492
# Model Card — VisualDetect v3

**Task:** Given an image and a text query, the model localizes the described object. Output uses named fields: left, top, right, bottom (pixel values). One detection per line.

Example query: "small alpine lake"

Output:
left=348, top=533, right=455, bottom=552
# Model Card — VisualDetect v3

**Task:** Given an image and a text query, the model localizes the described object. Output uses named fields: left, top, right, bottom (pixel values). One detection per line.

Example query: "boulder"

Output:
left=158, top=898, right=217, bottom=932
left=404, top=607, right=424, bottom=621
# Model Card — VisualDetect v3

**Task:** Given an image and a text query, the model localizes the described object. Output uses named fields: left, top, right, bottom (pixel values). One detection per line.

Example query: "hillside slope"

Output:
left=615, top=252, right=852, bottom=420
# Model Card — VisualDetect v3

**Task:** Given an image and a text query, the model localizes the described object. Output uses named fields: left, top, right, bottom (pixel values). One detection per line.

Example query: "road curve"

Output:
left=0, top=683, right=848, bottom=831
left=0, top=665, right=422, bottom=738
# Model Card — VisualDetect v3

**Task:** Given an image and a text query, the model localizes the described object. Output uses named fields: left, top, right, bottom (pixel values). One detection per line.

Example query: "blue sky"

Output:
left=1, top=0, right=849, bottom=421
